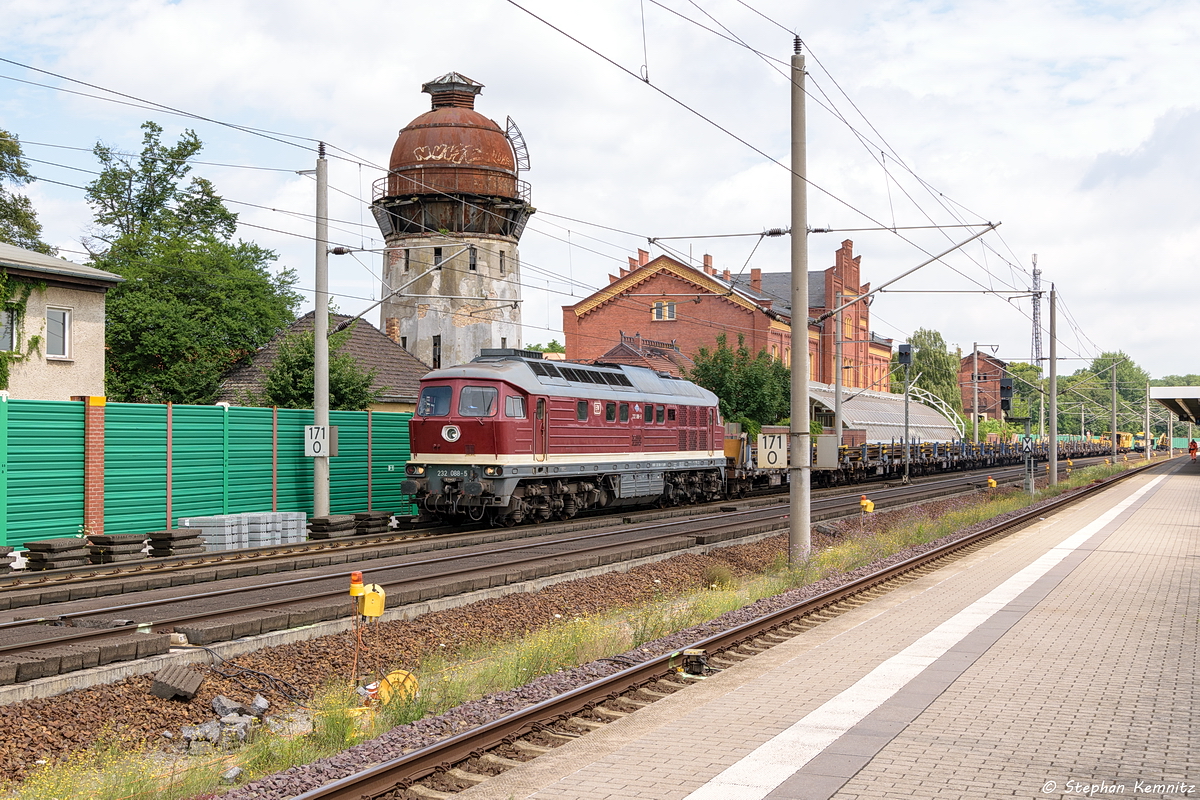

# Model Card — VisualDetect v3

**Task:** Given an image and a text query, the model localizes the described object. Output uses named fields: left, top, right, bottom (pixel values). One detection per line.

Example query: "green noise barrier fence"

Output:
left=0, top=396, right=414, bottom=549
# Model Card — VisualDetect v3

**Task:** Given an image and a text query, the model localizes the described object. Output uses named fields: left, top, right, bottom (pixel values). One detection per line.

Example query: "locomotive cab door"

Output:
left=534, top=397, right=549, bottom=462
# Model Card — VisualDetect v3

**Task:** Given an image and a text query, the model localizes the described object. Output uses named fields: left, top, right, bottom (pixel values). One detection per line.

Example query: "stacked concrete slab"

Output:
left=86, top=533, right=147, bottom=564
left=355, top=510, right=392, bottom=535
left=147, top=528, right=206, bottom=558
left=307, top=515, right=356, bottom=539
left=23, top=538, right=89, bottom=571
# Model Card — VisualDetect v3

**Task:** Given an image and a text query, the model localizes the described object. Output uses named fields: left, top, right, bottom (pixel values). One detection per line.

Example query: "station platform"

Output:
left=462, top=458, right=1199, bottom=800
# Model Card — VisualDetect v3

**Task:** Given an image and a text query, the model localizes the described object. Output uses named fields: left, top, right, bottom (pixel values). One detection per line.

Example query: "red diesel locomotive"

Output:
left=400, top=349, right=726, bottom=525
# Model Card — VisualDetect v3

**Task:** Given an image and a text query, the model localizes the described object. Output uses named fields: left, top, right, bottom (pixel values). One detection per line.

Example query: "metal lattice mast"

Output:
left=1031, top=254, right=1042, bottom=364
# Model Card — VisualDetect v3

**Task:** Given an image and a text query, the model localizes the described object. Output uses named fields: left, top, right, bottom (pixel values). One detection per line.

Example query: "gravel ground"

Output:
left=0, top=484, right=1077, bottom=795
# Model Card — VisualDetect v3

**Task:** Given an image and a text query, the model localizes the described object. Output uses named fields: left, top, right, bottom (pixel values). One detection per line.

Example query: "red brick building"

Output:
left=561, top=240, right=892, bottom=391
left=958, top=350, right=1008, bottom=422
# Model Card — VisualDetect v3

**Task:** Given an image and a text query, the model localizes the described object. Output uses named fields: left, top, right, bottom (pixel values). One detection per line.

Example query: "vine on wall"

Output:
left=0, top=272, right=45, bottom=390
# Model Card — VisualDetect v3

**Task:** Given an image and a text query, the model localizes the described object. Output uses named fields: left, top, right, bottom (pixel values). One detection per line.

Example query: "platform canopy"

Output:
left=1149, top=386, right=1200, bottom=423
left=808, top=382, right=962, bottom=442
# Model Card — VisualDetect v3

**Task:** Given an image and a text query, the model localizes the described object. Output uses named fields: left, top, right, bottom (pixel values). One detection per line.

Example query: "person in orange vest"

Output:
left=1189, top=440, right=1197, bottom=462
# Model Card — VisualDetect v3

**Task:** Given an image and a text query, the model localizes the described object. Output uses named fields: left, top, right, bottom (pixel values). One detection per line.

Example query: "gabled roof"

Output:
left=595, top=339, right=695, bottom=378
left=0, top=242, right=122, bottom=289
left=571, top=254, right=787, bottom=322
left=216, top=311, right=430, bottom=405
left=727, top=270, right=828, bottom=315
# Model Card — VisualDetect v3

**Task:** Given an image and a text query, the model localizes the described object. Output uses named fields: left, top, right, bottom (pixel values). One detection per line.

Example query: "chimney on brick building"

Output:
left=638, top=248, right=650, bottom=266
left=703, top=254, right=713, bottom=275
left=385, top=317, right=401, bottom=344
left=627, top=256, right=638, bottom=272
left=750, top=267, right=762, bottom=293
left=722, top=268, right=731, bottom=281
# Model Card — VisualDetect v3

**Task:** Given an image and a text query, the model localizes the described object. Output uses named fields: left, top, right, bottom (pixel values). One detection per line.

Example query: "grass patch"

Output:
left=5, top=461, right=1138, bottom=798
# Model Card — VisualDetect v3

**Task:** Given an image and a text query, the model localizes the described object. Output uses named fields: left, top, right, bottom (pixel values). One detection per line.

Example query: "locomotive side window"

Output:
left=646, top=404, right=655, bottom=423
left=459, top=386, right=498, bottom=417
left=577, top=401, right=588, bottom=421
left=505, top=396, right=527, bottom=418
left=667, top=408, right=676, bottom=422
left=417, top=386, right=452, bottom=416
left=619, top=403, right=629, bottom=422
left=656, top=405, right=665, bottom=424
left=605, top=401, right=617, bottom=422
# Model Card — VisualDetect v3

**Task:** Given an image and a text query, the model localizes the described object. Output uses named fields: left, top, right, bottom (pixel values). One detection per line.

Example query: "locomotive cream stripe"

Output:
left=408, top=450, right=720, bottom=466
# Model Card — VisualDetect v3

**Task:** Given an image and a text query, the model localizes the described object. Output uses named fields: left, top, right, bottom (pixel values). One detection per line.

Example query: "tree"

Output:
left=255, top=323, right=383, bottom=411
left=890, top=328, right=963, bottom=414
left=1152, top=374, right=1200, bottom=387
left=526, top=340, right=566, bottom=353
left=87, top=122, right=301, bottom=404
left=1007, top=361, right=1043, bottom=421
left=690, top=333, right=790, bottom=435
left=0, top=129, right=54, bottom=254
left=1055, top=350, right=1149, bottom=436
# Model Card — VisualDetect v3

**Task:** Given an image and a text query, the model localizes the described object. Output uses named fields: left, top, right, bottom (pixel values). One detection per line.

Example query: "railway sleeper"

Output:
left=512, top=739, right=554, bottom=755
left=445, top=767, right=489, bottom=785
left=594, top=705, right=629, bottom=719
left=569, top=716, right=607, bottom=731
left=481, top=752, right=523, bottom=768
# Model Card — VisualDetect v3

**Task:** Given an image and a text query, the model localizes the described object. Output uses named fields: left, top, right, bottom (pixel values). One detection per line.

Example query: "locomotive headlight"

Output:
left=483, top=466, right=502, bottom=477
left=405, top=464, right=426, bottom=476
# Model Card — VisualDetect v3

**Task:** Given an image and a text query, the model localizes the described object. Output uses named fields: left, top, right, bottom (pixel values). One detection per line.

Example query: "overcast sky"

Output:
left=4, top=0, right=1197, bottom=380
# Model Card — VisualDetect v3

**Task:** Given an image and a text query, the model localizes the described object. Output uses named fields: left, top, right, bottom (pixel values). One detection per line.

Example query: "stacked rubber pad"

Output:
left=147, top=528, right=206, bottom=558
left=86, top=533, right=148, bottom=564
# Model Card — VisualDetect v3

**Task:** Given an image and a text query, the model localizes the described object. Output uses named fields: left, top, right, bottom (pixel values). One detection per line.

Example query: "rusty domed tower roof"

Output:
left=373, top=72, right=534, bottom=241
left=385, top=72, right=517, bottom=198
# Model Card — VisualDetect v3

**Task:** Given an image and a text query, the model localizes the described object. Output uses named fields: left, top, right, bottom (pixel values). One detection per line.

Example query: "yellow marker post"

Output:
left=987, top=476, right=997, bottom=489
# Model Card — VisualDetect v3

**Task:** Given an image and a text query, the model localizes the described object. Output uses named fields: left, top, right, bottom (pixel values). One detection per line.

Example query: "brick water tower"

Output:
left=371, top=72, right=534, bottom=369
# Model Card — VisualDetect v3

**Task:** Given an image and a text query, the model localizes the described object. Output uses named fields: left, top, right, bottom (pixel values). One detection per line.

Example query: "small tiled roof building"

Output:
left=216, top=312, right=430, bottom=412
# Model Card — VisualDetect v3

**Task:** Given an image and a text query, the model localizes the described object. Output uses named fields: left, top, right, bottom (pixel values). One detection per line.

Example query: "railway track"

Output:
left=0, top=457, right=1118, bottom=691
left=283, top=458, right=1162, bottom=800
left=0, top=455, right=1106, bottom=599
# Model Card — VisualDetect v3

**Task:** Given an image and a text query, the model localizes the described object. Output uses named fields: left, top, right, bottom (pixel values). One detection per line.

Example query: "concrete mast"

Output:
left=789, top=37, right=811, bottom=563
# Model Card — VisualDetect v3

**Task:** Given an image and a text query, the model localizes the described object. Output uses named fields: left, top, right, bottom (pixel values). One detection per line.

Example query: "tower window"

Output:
left=402, top=248, right=410, bottom=272
left=500, top=337, right=507, bottom=349
left=499, top=250, right=505, bottom=275
left=400, top=336, right=407, bottom=350
left=469, top=247, right=477, bottom=271
left=432, top=335, right=441, bottom=369
left=434, top=247, right=443, bottom=267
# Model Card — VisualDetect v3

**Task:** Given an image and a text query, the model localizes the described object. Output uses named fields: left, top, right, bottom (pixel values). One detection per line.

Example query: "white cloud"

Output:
left=3, top=0, right=1198, bottom=377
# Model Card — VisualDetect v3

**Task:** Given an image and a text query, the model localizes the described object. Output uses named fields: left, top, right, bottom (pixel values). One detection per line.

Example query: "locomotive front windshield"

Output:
left=417, top=386, right=452, bottom=416
left=459, top=386, right=498, bottom=417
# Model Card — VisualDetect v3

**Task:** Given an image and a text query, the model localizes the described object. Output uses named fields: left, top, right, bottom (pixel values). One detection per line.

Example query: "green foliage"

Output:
left=0, top=273, right=44, bottom=390
left=1056, top=350, right=1149, bottom=435
left=0, top=129, right=55, bottom=255
left=87, top=122, right=300, bottom=403
left=889, top=328, right=963, bottom=414
left=690, top=333, right=790, bottom=426
left=526, top=339, right=566, bottom=353
left=253, top=322, right=384, bottom=411
left=1006, top=361, right=1043, bottom=420
left=1151, top=374, right=1200, bottom=387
